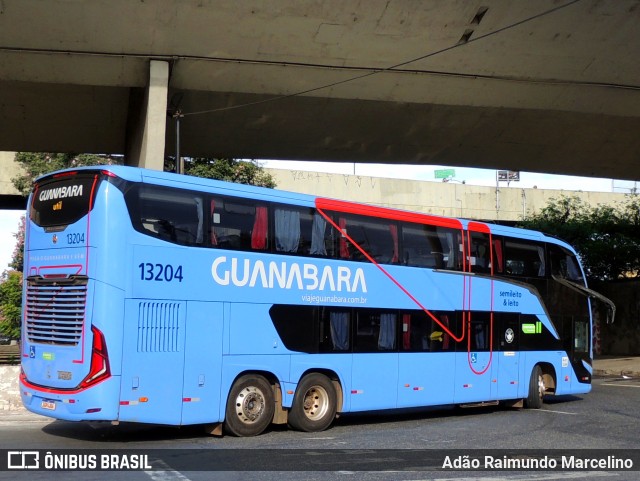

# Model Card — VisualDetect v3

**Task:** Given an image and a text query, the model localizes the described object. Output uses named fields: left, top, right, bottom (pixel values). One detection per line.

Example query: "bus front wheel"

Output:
left=224, top=374, right=275, bottom=437
left=525, top=365, right=545, bottom=409
left=288, top=373, right=337, bottom=432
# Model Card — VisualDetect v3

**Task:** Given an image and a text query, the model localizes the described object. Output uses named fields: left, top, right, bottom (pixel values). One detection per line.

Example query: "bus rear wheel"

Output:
left=525, top=365, right=545, bottom=409
left=224, top=374, right=275, bottom=437
left=288, top=373, right=337, bottom=432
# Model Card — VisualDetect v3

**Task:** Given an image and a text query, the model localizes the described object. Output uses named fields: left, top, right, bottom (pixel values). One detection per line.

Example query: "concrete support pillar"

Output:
left=125, top=60, right=169, bottom=170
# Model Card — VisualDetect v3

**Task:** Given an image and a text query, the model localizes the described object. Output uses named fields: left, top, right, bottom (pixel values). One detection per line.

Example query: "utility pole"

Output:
left=173, top=109, right=184, bottom=174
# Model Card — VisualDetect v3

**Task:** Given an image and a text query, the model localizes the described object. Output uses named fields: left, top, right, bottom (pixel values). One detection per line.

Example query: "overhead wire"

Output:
left=182, top=0, right=584, bottom=117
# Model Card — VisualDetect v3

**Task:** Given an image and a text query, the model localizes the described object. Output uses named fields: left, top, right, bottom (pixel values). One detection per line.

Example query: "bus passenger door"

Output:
left=120, top=300, right=186, bottom=424
left=495, top=314, right=520, bottom=400
left=455, top=311, right=494, bottom=403
left=454, top=223, right=496, bottom=404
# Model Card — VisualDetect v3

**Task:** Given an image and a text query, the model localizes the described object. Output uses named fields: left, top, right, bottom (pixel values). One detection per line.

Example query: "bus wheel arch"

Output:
left=539, top=362, right=557, bottom=394
left=224, top=372, right=277, bottom=437
left=288, top=371, right=340, bottom=432
left=525, top=363, right=556, bottom=409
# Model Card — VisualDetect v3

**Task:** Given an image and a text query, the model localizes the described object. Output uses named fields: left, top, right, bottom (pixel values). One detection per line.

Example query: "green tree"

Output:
left=9, top=215, right=25, bottom=272
left=0, top=271, right=22, bottom=340
left=165, top=157, right=277, bottom=188
left=12, top=152, right=118, bottom=196
left=519, top=194, right=640, bottom=281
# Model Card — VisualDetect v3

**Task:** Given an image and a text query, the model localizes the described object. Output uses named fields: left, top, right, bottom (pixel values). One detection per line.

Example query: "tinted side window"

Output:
left=335, top=214, right=399, bottom=263
left=574, top=318, right=590, bottom=353
left=400, top=311, right=429, bottom=351
left=269, top=304, right=318, bottom=353
left=319, top=308, right=351, bottom=352
left=211, top=197, right=268, bottom=251
left=469, top=311, right=491, bottom=351
left=400, top=310, right=457, bottom=352
left=504, top=240, right=546, bottom=277
left=469, top=232, right=491, bottom=274
left=354, top=310, right=397, bottom=352
left=128, top=184, right=205, bottom=246
left=401, top=223, right=459, bottom=270
left=549, top=244, right=585, bottom=283
left=272, top=205, right=336, bottom=257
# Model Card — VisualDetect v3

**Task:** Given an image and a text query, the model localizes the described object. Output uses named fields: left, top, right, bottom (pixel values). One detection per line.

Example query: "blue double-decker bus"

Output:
left=20, top=166, right=608, bottom=436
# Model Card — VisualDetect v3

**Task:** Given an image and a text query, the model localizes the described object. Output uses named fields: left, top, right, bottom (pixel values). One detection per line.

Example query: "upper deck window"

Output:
left=272, top=206, right=334, bottom=256
left=504, top=240, right=546, bottom=278
left=401, top=223, right=459, bottom=270
left=128, top=184, right=204, bottom=246
left=210, top=197, right=268, bottom=251
left=334, top=214, right=399, bottom=264
left=468, top=231, right=491, bottom=274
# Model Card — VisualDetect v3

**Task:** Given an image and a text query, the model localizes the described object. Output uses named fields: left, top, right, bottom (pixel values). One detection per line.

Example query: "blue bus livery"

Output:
left=20, top=166, right=609, bottom=436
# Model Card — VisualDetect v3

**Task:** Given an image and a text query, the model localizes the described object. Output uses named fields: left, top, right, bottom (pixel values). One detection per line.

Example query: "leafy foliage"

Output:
left=165, top=157, right=277, bottom=188
left=519, top=194, right=640, bottom=281
left=12, top=152, right=118, bottom=196
left=0, top=271, right=22, bottom=340
left=9, top=215, right=25, bottom=272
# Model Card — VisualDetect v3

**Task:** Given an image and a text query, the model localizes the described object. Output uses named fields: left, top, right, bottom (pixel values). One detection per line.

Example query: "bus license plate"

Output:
left=41, top=400, right=56, bottom=411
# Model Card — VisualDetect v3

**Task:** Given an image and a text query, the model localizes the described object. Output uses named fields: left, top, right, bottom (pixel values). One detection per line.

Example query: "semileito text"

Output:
left=211, top=256, right=367, bottom=293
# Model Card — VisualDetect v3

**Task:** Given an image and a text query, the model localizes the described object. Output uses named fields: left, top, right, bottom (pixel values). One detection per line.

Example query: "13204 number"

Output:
left=67, top=233, right=85, bottom=245
left=138, top=263, right=184, bottom=282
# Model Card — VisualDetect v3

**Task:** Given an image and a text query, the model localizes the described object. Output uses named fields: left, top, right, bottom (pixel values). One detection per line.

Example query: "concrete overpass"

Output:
left=265, top=167, right=629, bottom=222
left=1, top=1, right=639, bottom=181
left=0, top=151, right=628, bottom=222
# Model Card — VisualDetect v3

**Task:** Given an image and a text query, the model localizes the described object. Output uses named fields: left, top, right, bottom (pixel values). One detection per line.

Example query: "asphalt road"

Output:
left=1, top=376, right=639, bottom=481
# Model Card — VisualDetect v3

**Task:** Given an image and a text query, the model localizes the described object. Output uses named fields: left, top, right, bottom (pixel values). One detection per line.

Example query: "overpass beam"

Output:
left=124, top=60, right=168, bottom=171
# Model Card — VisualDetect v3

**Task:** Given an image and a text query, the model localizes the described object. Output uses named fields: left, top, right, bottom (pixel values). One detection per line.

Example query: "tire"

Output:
left=525, top=365, right=545, bottom=409
left=224, top=375, right=275, bottom=437
left=288, top=373, right=337, bottom=432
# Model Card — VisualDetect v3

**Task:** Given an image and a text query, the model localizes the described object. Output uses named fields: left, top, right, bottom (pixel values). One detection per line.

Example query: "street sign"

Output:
left=497, top=170, right=520, bottom=182
left=435, top=169, right=455, bottom=179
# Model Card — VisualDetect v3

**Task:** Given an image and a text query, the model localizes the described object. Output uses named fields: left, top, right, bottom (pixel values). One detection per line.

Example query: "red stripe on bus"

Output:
left=315, top=197, right=463, bottom=229
left=315, top=205, right=466, bottom=343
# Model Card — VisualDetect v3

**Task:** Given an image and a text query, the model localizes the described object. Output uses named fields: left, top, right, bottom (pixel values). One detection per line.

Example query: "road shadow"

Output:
left=41, top=420, right=210, bottom=444
left=39, top=396, right=586, bottom=444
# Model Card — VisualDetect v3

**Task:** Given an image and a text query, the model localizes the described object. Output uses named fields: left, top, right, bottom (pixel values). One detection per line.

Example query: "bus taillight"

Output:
left=53, top=171, right=79, bottom=178
left=79, top=326, right=111, bottom=389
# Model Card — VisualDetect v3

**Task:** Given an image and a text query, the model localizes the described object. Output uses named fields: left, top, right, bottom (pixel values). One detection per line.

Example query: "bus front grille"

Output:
left=25, top=276, right=88, bottom=346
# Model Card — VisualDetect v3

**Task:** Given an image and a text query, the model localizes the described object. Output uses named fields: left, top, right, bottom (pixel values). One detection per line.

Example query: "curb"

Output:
left=594, top=369, right=640, bottom=378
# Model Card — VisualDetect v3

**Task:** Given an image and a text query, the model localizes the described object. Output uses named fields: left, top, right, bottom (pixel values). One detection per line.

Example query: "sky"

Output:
left=0, top=210, right=22, bottom=274
left=261, top=160, right=639, bottom=193
left=1, top=162, right=637, bottom=274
